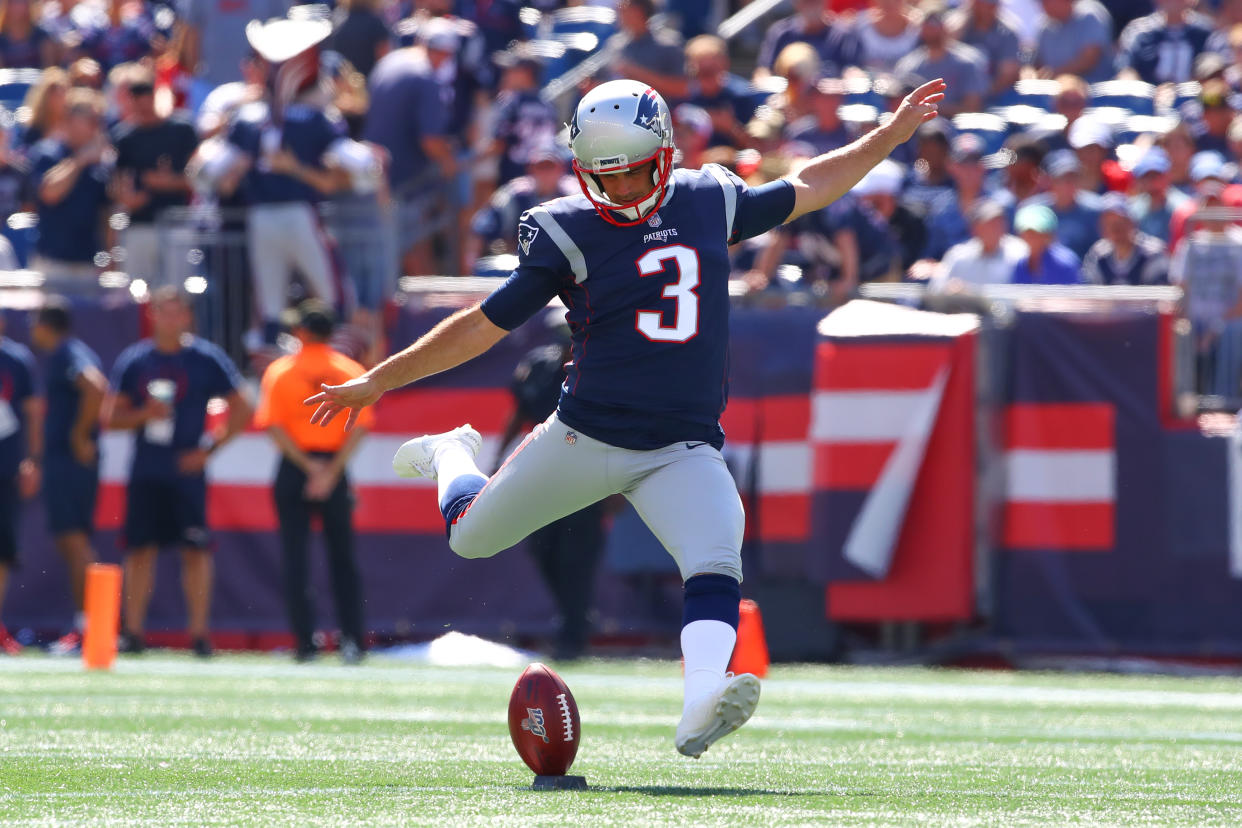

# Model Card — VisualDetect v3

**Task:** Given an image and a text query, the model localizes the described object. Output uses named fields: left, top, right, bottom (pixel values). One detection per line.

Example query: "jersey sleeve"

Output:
left=479, top=209, right=570, bottom=331
left=705, top=165, right=796, bottom=245
left=200, top=342, right=245, bottom=398
left=110, top=346, right=141, bottom=400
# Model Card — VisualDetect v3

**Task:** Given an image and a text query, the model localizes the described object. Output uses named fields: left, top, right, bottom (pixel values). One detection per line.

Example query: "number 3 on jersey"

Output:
left=635, top=244, right=700, bottom=343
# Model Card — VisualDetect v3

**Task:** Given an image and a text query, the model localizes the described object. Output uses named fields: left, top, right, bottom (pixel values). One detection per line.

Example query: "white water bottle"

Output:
left=144, top=379, right=175, bottom=445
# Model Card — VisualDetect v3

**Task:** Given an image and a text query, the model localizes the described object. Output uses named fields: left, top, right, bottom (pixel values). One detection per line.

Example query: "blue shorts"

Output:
left=0, top=475, right=18, bottom=563
left=44, top=454, right=99, bottom=536
left=124, top=475, right=209, bottom=550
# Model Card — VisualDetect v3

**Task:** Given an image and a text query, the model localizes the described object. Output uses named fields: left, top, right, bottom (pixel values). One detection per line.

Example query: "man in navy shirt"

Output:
left=755, top=0, right=865, bottom=81
left=0, top=314, right=41, bottom=656
left=106, top=288, right=251, bottom=657
left=29, top=88, right=112, bottom=288
left=30, top=297, right=108, bottom=656
left=226, top=17, right=351, bottom=346
left=309, top=77, right=946, bottom=759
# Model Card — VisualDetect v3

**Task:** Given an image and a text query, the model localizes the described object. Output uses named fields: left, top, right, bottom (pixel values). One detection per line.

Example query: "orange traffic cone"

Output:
left=729, top=599, right=769, bottom=678
left=82, top=563, right=122, bottom=670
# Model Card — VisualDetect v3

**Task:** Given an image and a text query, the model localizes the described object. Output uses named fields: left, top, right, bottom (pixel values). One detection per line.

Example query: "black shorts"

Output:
left=0, top=475, right=18, bottom=564
left=44, top=454, right=98, bottom=536
left=124, top=476, right=210, bottom=551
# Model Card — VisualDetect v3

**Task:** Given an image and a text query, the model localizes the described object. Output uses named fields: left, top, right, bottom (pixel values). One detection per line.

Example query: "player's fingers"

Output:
left=318, top=405, right=341, bottom=428
left=923, top=92, right=947, bottom=104
left=912, top=78, right=946, bottom=101
left=344, top=408, right=359, bottom=432
left=303, top=391, right=326, bottom=406
left=309, top=402, right=329, bottom=425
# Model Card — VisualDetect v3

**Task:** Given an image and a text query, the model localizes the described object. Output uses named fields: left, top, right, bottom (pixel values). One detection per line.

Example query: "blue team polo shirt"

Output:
left=1012, top=243, right=1083, bottom=285
left=29, top=138, right=111, bottom=263
left=44, top=337, right=101, bottom=458
left=227, top=101, right=346, bottom=205
left=111, top=336, right=243, bottom=481
left=0, top=337, right=38, bottom=479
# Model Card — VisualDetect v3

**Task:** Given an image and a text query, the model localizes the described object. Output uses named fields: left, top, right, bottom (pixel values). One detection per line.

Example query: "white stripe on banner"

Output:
left=1005, top=450, right=1115, bottom=503
left=842, top=368, right=949, bottom=578
left=1229, top=425, right=1242, bottom=578
left=810, top=390, right=939, bottom=442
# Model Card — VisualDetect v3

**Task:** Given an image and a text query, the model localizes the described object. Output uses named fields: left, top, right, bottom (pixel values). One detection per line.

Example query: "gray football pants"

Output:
left=449, top=414, right=744, bottom=583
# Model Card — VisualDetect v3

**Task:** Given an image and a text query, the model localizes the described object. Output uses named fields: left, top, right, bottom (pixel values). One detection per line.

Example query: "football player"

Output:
left=308, top=77, right=946, bottom=757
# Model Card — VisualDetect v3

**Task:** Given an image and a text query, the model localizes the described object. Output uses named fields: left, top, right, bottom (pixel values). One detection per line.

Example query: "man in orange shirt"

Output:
left=255, top=301, right=372, bottom=663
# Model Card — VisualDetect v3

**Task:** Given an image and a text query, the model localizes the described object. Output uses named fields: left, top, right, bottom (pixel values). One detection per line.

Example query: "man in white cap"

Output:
left=1067, top=116, right=1115, bottom=195
left=218, top=16, right=353, bottom=353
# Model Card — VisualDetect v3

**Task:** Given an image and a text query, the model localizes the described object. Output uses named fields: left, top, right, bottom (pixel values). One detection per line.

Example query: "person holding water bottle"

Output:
left=105, top=287, right=251, bottom=657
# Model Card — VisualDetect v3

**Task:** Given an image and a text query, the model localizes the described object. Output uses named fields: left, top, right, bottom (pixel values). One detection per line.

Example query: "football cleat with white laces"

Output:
left=392, top=424, right=482, bottom=480
left=674, top=672, right=761, bottom=758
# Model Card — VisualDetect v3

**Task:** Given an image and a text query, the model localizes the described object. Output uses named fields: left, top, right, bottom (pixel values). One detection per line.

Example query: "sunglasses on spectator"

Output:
left=128, top=83, right=154, bottom=96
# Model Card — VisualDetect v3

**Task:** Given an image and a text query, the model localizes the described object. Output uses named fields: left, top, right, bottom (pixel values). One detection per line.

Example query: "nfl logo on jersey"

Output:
left=647, top=213, right=662, bottom=228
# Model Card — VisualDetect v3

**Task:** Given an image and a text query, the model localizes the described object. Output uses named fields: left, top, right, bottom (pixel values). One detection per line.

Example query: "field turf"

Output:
left=2, top=654, right=1242, bottom=826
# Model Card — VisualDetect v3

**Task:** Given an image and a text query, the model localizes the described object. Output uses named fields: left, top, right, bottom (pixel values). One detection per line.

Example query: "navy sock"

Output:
left=439, top=473, right=487, bottom=538
left=682, top=573, right=741, bottom=630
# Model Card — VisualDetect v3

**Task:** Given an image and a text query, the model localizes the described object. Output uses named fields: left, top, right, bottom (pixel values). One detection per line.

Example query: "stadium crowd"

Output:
left=0, top=0, right=1233, bottom=381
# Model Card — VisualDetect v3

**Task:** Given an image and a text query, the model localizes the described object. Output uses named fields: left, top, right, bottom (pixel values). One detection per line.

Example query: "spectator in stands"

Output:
left=1033, top=74, right=1089, bottom=154
left=1170, top=151, right=1242, bottom=250
left=1157, top=121, right=1197, bottom=194
left=1002, top=133, right=1047, bottom=203
left=467, top=146, right=576, bottom=272
left=1012, top=203, right=1083, bottom=283
left=0, top=123, right=30, bottom=226
left=0, top=0, right=57, bottom=68
left=1031, top=0, right=1115, bottom=84
left=110, top=62, right=196, bottom=287
left=80, top=0, right=156, bottom=72
left=17, top=65, right=66, bottom=149
left=1020, top=149, right=1103, bottom=260
left=1228, top=115, right=1242, bottom=166
left=67, top=56, right=101, bottom=89
left=255, top=300, right=370, bottom=663
left=177, top=0, right=290, bottom=100
left=949, top=0, right=1022, bottom=104
left=28, top=86, right=111, bottom=286
left=364, top=17, right=458, bottom=276
left=1082, top=192, right=1170, bottom=285
left=684, top=34, right=755, bottom=149
left=894, top=1, right=987, bottom=118
left=0, top=312, right=40, bottom=656
left=924, top=132, right=1014, bottom=259
left=902, top=119, right=955, bottom=214
left=929, top=197, right=1028, bottom=288
left=672, top=103, right=713, bottom=167
left=31, top=296, right=107, bottom=656
left=195, top=52, right=266, bottom=139
left=488, top=48, right=559, bottom=188
left=1116, top=0, right=1214, bottom=85
left=1129, top=146, right=1188, bottom=243
left=227, top=18, right=351, bottom=345
left=785, top=77, right=852, bottom=155
left=328, top=0, right=391, bottom=79
left=1194, top=79, right=1234, bottom=158
left=859, top=158, right=927, bottom=270
left=107, top=287, right=250, bottom=657
left=755, top=0, right=865, bottom=82
left=613, top=0, right=688, bottom=101
left=1067, top=116, right=1117, bottom=195
left=1169, top=184, right=1242, bottom=397
left=854, top=0, right=920, bottom=75
left=766, top=42, right=821, bottom=126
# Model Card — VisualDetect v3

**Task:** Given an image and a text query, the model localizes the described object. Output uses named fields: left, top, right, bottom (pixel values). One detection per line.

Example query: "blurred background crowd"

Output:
left=0, top=0, right=1236, bottom=389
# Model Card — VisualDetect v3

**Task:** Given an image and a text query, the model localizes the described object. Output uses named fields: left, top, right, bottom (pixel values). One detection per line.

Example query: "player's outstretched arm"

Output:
left=783, top=79, right=947, bottom=223
left=305, top=304, right=507, bottom=429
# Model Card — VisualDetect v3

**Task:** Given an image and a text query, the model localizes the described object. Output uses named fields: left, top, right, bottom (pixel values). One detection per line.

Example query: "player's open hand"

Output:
left=887, top=79, right=947, bottom=145
left=305, top=375, right=382, bottom=431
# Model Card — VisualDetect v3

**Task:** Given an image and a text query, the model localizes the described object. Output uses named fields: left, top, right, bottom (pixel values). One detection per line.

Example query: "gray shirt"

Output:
left=951, top=12, right=1022, bottom=78
left=179, top=0, right=291, bottom=86
left=894, top=42, right=988, bottom=108
left=617, top=29, right=685, bottom=79
left=1033, top=0, right=1114, bottom=84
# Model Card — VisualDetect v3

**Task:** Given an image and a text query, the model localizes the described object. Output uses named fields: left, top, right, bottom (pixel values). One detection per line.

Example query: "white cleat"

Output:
left=675, top=672, right=761, bottom=758
left=392, top=424, right=482, bottom=480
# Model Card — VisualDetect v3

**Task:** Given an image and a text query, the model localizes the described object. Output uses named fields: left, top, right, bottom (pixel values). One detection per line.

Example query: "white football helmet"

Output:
left=568, top=79, right=675, bottom=226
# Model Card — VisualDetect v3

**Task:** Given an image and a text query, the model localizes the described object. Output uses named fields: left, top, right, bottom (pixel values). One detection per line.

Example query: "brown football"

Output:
left=507, top=662, right=581, bottom=776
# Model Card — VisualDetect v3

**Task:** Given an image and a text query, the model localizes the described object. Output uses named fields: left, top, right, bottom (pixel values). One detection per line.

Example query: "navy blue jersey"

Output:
left=29, top=138, right=111, bottom=263
left=44, top=337, right=101, bottom=459
left=227, top=101, right=346, bottom=205
left=491, top=90, right=560, bottom=185
left=0, top=338, right=38, bottom=479
left=111, top=337, right=243, bottom=480
left=480, top=164, right=795, bottom=450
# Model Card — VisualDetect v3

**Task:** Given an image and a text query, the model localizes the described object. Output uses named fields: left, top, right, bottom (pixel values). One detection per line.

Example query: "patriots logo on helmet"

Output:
left=633, top=89, right=665, bottom=138
left=568, top=112, right=581, bottom=142
left=518, top=222, right=540, bottom=255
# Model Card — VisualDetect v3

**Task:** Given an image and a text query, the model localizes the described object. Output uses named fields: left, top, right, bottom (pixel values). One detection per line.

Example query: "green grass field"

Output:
left=3, top=655, right=1242, bottom=826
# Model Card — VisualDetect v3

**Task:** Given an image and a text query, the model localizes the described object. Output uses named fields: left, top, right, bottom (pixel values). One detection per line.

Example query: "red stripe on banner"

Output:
left=372, top=389, right=514, bottom=434
left=95, top=484, right=125, bottom=530
left=1005, top=403, right=1114, bottom=451
left=761, top=396, right=811, bottom=441
left=814, top=342, right=951, bottom=391
left=1002, top=502, right=1115, bottom=549
left=813, top=442, right=893, bottom=489
left=720, top=398, right=757, bottom=440
left=756, top=493, right=811, bottom=541
left=355, top=487, right=444, bottom=532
